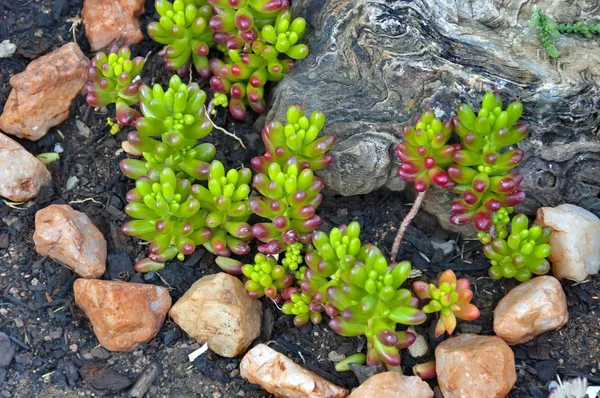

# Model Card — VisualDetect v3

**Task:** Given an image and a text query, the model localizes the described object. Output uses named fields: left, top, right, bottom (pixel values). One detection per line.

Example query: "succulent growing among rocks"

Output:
left=253, top=104, right=335, bottom=171
left=483, top=214, right=552, bottom=282
left=85, top=45, right=145, bottom=127
left=148, top=0, right=215, bottom=77
left=242, top=252, right=293, bottom=300
left=449, top=91, right=527, bottom=230
left=250, top=157, right=323, bottom=254
left=395, top=109, right=460, bottom=192
left=123, top=168, right=212, bottom=271
left=412, top=270, right=480, bottom=337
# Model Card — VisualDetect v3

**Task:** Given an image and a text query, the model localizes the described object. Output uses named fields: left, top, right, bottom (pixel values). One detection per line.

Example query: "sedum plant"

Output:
left=483, top=214, right=552, bottom=282
left=85, top=45, right=145, bottom=129
left=449, top=91, right=527, bottom=230
left=530, top=5, right=600, bottom=58
left=250, top=157, right=323, bottom=254
left=242, top=253, right=293, bottom=300
left=395, top=109, right=460, bottom=192
left=412, top=270, right=480, bottom=337
left=148, top=0, right=215, bottom=77
left=252, top=104, right=335, bottom=171
left=190, top=160, right=254, bottom=260
left=293, top=222, right=427, bottom=371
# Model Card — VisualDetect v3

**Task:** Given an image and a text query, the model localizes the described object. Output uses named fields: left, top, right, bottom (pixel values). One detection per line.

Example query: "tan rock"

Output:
left=436, top=334, right=516, bottom=398
left=348, top=372, right=433, bottom=398
left=0, top=43, right=89, bottom=141
left=536, top=204, right=600, bottom=281
left=82, top=0, right=145, bottom=51
left=0, top=132, right=51, bottom=201
left=34, top=205, right=106, bottom=279
left=74, top=279, right=171, bottom=352
left=240, top=344, right=348, bottom=398
left=169, top=273, right=261, bottom=358
left=494, top=276, right=568, bottom=345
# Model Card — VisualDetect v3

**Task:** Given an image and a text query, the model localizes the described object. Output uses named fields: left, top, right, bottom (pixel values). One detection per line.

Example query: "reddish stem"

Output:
left=390, top=190, right=427, bottom=263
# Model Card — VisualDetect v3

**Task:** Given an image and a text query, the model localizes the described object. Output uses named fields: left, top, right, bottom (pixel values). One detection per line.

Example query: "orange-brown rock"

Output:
left=34, top=205, right=106, bottom=279
left=536, top=204, right=600, bottom=281
left=348, top=372, right=433, bottom=398
left=494, top=276, right=568, bottom=345
left=240, top=344, right=348, bottom=398
left=0, top=132, right=51, bottom=201
left=0, top=43, right=88, bottom=141
left=169, top=273, right=261, bottom=358
left=82, top=0, right=145, bottom=51
left=436, top=334, right=516, bottom=398
left=74, top=279, right=171, bottom=352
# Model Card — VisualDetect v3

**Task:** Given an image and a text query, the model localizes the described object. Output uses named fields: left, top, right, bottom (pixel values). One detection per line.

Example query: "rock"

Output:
left=73, top=279, right=171, bottom=352
left=348, top=372, right=433, bottom=398
left=169, top=273, right=261, bottom=358
left=494, top=276, right=568, bottom=345
left=0, top=40, right=16, bottom=58
left=0, top=43, right=89, bottom=141
left=536, top=204, right=600, bottom=281
left=406, top=327, right=428, bottom=358
left=80, top=362, right=133, bottom=394
left=33, top=205, right=107, bottom=279
left=0, top=132, right=51, bottom=202
left=435, top=333, right=516, bottom=398
left=0, top=333, right=16, bottom=368
left=240, top=344, right=348, bottom=398
left=82, top=0, right=145, bottom=52
left=269, top=0, right=600, bottom=211
left=127, top=362, right=162, bottom=398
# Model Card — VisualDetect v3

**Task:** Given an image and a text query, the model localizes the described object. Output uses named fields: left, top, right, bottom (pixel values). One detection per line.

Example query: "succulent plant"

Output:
left=252, top=104, right=335, bottom=172
left=412, top=270, right=480, bottom=337
left=250, top=156, right=323, bottom=254
left=242, top=253, right=293, bottom=300
left=413, top=361, right=436, bottom=380
left=281, top=242, right=303, bottom=271
left=282, top=288, right=323, bottom=326
left=122, top=168, right=213, bottom=271
left=295, top=222, right=426, bottom=371
left=120, top=75, right=215, bottom=180
left=85, top=45, right=145, bottom=126
left=449, top=91, right=527, bottom=230
left=148, top=0, right=215, bottom=77
left=191, top=160, right=254, bottom=260
left=395, top=109, right=461, bottom=192
left=484, top=214, right=552, bottom=282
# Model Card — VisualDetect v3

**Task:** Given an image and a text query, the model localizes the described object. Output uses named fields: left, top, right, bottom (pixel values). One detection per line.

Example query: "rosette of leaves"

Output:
left=122, top=168, right=212, bottom=272
left=449, top=91, right=527, bottom=230
left=412, top=270, right=480, bottom=337
left=207, top=0, right=288, bottom=50
left=395, top=109, right=461, bottom=192
left=209, top=10, right=308, bottom=120
left=85, top=45, right=145, bottom=127
left=148, top=0, right=215, bottom=77
left=250, top=157, right=323, bottom=254
left=484, top=214, right=552, bottom=282
left=298, top=222, right=426, bottom=371
left=190, top=160, right=254, bottom=263
left=241, top=253, right=293, bottom=300
left=120, top=75, right=215, bottom=180
left=252, top=104, right=335, bottom=172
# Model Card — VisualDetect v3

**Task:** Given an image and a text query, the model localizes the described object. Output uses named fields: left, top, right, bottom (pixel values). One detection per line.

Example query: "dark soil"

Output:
left=1, top=1, right=599, bottom=397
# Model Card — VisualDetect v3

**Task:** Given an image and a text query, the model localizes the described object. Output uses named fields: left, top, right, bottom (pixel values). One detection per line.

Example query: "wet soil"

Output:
left=0, top=1, right=599, bottom=397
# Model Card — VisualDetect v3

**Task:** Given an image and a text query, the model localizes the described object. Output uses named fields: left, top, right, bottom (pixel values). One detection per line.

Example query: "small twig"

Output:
left=389, top=190, right=426, bottom=263
left=204, top=102, right=247, bottom=151
left=66, top=15, right=82, bottom=44
left=68, top=197, right=102, bottom=206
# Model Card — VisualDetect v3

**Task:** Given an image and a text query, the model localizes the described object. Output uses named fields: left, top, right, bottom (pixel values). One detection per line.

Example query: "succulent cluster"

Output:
left=253, top=104, right=335, bottom=171
left=85, top=45, right=145, bottom=128
left=530, top=5, right=600, bottom=58
left=287, top=222, right=427, bottom=371
left=483, top=214, right=552, bottom=281
left=395, top=110, right=461, bottom=192
left=242, top=253, right=293, bottom=299
left=449, top=92, right=527, bottom=230
left=149, top=0, right=310, bottom=119
left=412, top=270, right=480, bottom=337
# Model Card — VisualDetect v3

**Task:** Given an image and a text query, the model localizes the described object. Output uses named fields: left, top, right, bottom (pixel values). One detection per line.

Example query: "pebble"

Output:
left=127, top=362, right=162, bottom=398
left=348, top=372, right=434, bottom=398
left=328, top=351, right=346, bottom=362
left=407, top=327, right=428, bottom=357
left=81, top=0, right=145, bottom=51
left=65, top=176, right=79, bottom=191
left=0, top=40, right=16, bottom=58
left=90, top=347, right=111, bottom=360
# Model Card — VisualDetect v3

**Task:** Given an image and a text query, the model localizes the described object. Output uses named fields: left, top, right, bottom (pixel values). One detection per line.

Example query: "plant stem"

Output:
left=389, top=190, right=426, bottom=263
